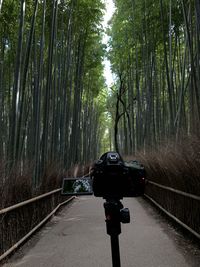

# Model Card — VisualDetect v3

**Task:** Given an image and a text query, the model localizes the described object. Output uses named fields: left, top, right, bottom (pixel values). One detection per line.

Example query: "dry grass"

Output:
left=0, top=162, right=33, bottom=209
left=64, top=163, right=91, bottom=178
left=0, top=161, right=91, bottom=209
left=135, top=135, right=200, bottom=196
left=124, top=136, right=200, bottom=236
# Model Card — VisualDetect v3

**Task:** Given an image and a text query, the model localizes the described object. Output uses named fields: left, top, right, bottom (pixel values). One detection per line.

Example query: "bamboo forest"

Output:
left=0, top=0, right=200, bottom=198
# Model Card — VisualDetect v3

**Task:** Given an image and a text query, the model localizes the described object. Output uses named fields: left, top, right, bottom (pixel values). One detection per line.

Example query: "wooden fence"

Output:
left=145, top=181, right=200, bottom=239
left=0, top=189, right=74, bottom=261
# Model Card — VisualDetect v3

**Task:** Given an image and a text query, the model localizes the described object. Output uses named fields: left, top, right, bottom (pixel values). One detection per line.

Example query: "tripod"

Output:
left=104, top=199, right=130, bottom=267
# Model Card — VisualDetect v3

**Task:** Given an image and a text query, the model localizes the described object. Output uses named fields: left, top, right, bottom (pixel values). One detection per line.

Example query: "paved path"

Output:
left=3, top=196, right=200, bottom=267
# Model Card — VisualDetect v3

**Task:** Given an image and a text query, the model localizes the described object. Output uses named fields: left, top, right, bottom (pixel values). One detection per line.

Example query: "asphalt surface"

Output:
left=2, top=196, right=200, bottom=267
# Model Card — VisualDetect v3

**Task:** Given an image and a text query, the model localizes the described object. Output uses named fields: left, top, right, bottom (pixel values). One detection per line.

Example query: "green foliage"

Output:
left=107, top=0, right=200, bottom=154
left=0, top=0, right=107, bottom=177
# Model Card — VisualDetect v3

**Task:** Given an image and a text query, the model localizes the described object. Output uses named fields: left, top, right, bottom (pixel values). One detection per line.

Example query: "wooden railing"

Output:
left=0, top=188, right=74, bottom=262
left=145, top=180, right=200, bottom=239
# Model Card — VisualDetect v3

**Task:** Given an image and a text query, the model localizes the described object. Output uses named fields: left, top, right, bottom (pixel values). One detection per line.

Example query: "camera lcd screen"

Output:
left=61, top=178, right=93, bottom=195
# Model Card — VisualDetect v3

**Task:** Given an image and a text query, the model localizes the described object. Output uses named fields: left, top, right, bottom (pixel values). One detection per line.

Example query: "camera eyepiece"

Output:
left=108, top=152, right=119, bottom=163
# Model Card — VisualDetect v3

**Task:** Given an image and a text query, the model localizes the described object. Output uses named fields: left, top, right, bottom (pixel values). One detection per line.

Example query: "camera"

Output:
left=91, top=152, right=145, bottom=199
left=61, top=151, right=145, bottom=199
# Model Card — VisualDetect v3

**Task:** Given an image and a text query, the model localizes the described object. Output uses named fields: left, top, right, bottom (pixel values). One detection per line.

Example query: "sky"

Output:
left=102, top=0, right=115, bottom=88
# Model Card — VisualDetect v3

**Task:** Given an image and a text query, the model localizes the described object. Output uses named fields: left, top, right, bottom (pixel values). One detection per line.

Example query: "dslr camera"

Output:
left=91, top=152, right=145, bottom=199
left=62, top=151, right=145, bottom=199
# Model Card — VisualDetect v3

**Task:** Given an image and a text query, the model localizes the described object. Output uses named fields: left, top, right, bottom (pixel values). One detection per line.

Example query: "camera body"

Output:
left=91, top=152, right=145, bottom=199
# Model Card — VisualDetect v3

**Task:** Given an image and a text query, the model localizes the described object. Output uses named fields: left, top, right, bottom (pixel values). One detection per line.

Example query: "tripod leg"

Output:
left=110, top=234, right=121, bottom=267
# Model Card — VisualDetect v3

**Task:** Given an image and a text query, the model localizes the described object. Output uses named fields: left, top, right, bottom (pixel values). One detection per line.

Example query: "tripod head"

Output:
left=104, top=199, right=130, bottom=235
